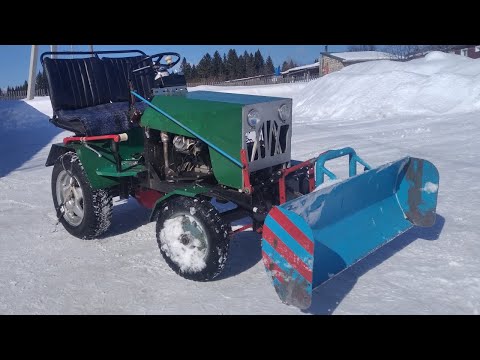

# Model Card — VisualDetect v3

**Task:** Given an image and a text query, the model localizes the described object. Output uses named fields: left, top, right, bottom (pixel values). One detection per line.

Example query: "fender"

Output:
left=149, top=186, right=211, bottom=222
left=45, top=142, right=121, bottom=189
left=45, top=143, right=75, bottom=167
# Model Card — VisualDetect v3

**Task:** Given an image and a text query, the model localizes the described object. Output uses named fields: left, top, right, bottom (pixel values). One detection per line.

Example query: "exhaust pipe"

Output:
left=160, top=131, right=175, bottom=179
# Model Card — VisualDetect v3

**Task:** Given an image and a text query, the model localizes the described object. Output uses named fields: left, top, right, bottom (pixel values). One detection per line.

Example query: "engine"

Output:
left=171, top=135, right=211, bottom=175
left=143, top=129, right=213, bottom=185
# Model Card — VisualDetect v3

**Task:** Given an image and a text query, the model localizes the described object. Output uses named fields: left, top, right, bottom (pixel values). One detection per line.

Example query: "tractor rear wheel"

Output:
left=51, top=152, right=113, bottom=239
left=156, top=197, right=231, bottom=281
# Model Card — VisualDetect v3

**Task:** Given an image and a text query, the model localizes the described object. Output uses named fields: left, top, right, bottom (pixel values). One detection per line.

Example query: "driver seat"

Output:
left=43, top=55, right=155, bottom=136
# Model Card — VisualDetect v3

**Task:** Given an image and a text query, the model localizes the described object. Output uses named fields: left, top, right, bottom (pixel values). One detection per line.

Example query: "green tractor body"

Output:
left=141, top=91, right=292, bottom=189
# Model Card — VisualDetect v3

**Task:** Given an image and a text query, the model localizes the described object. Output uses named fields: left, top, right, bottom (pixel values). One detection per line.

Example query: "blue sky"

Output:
left=0, top=45, right=349, bottom=88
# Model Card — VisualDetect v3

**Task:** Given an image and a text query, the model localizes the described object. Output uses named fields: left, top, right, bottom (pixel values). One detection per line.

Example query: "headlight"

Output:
left=278, top=104, right=290, bottom=122
left=247, top=109, right=261, bottom=128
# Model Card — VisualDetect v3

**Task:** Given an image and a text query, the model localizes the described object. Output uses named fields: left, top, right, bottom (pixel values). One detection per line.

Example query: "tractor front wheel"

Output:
left=156, top=197, right=230, bottom=281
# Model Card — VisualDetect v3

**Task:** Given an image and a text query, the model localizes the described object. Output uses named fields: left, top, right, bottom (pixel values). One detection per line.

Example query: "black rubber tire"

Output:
left=51, top=151, right=113, bottom=240
left=156, top=197, right=231, bottom=281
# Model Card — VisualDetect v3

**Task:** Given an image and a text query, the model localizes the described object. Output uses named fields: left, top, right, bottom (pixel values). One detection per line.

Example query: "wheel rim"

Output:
left=55, top=169, right=84, bottom=227
left=159, top=213, right=209, bottom=272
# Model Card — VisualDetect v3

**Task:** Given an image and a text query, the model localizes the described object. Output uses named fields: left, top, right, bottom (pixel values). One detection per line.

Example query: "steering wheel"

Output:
left=152, top=52, right=181, bottom=69
left=131, top=52, right=181, bottom=75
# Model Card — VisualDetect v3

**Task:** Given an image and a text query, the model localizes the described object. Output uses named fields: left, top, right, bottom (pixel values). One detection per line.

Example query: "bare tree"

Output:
left=382, top=45, right=460, bottom=60
left=381, top=45, right=425, bottom=60
left=348, top=45, right=377, bottom=52
left=425, top=45, right=458, bottom=52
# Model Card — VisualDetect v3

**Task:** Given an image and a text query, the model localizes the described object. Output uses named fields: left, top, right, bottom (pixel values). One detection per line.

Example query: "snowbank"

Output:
left=295, top=52, right=480, bottom=121
left=190, top=83, right=308, bottom=104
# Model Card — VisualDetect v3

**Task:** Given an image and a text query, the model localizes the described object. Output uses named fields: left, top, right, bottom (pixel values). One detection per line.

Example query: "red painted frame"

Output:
left=278, top=158, right=317, bottom=204
left=240, top=149, right=252, bottom=194
left=63, top=134, right=124, bottom=145
left=234, top=150, right=320, bottom=235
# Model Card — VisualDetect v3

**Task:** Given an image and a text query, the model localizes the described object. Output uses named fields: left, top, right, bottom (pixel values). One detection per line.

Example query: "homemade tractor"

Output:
left=42, top=50, right=440, bottom=309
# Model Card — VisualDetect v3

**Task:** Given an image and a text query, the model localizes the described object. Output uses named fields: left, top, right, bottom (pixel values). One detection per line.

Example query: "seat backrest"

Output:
left=102, top=56, right=155, bottom=102
left=43, top=57, right=110, bottom=111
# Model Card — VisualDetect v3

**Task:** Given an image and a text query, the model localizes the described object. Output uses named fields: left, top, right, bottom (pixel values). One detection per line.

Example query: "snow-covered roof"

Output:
left=281, top=62, right=319, bottom=75
left=323, top=51, right=395, bottom=63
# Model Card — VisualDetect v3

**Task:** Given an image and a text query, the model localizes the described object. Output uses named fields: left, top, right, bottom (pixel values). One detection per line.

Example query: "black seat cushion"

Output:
left=43, top=57, right=110, bottom=111
left=54, top=102, right=148, bottom=136
left=103, top=56, right=155, bottom=102
left=55, top=102, right=131, bottom=136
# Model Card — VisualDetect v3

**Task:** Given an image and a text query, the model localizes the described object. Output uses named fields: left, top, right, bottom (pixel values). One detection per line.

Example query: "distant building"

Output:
left=281, top=62, right=320, bottom=78
left=320, top=51, right=396, bottom=75
left=448, top=45, right=480, bottom=59
left=406, top=46, right=480, bottom=60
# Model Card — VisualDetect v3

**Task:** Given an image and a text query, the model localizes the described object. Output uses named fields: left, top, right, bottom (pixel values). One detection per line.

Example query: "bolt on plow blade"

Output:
left=261, top=157, right=439, bottom=310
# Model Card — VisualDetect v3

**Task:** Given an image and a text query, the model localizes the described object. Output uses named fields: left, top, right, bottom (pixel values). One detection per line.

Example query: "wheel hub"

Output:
left=56, top=170, right=85, bottom=226
left=159, top=213, right=209, bottom=272
left=179, top=233, right=191, bottom=245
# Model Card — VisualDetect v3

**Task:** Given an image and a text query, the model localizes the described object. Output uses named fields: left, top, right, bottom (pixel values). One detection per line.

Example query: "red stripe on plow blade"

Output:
left=269, top=207, right=314, bottom=255
left=263, top=226, right=313, bottom=283
left=262, top=251, right=285, bottom=283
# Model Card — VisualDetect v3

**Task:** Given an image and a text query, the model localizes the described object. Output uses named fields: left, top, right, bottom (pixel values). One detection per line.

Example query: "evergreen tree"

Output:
left=281, top=59, right=298, bottom=72
left=42, top=71, right=49, bottom=91
left=180, top=57, right=192, bottom=79
left=225, top=49, right=239, bottom=80
left=191, top=64, right=198, bottom=80
left=180, top=57, right=187, bottom=73
left=254, top=50, right=265, bottom=75
left=237, top=54, right=246, bottom=79
left=197, top=53, right=212, bottom=79
left=35, top=71, right=43, bottom=89
left=247, top=53, right=255, bottom=76
left=242, top=50, right=255, bottom=77
left=212, top=51, right=223, bottom=80
left=264, top=56, right=275, bottom=75
left=222, top=53, right=228, bottom=77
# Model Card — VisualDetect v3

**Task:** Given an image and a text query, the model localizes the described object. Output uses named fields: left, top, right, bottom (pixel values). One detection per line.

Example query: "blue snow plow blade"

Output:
left=261, top=151, right=439, bottom=310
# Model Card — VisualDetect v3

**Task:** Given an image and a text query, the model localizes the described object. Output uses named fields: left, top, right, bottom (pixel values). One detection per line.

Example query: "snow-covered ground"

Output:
left=1, top=52, right=479, bottom=314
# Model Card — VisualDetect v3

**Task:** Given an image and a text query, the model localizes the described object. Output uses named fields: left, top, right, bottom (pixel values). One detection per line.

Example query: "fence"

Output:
left=0, top=88, right=49, bottom=100
left=187, top=74, right=321, bottom=88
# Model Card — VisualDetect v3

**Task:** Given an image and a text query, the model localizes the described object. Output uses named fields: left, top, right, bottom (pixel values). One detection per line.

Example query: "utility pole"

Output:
left=51, top=45, right=57, bottom=59
left=89, top=45, right=94, bottom=57
left=26, top=45, right=39, bottom=100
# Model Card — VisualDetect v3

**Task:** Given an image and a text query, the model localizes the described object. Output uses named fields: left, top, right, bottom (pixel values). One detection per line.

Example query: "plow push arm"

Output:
left=315, top=147, right=371, bottom=186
